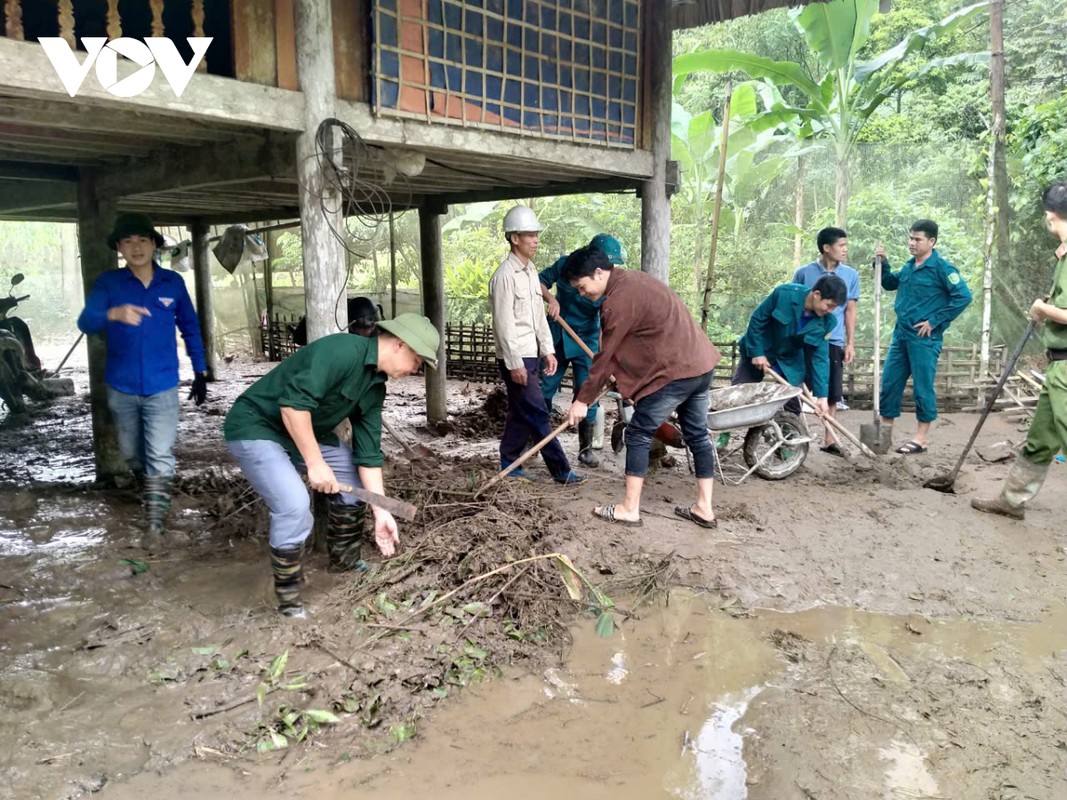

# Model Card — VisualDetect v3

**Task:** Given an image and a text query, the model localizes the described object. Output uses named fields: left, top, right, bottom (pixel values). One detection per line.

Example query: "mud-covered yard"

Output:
left=1, top=352, right=1065, bottom=800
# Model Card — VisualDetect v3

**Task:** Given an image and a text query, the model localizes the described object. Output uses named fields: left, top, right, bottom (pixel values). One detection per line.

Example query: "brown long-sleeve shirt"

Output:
left=576, top=269, right=721, bottom=404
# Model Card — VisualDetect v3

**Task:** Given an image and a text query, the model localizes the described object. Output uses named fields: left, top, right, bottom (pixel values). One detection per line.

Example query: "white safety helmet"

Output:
left=502, top=205, right=544, bottom=236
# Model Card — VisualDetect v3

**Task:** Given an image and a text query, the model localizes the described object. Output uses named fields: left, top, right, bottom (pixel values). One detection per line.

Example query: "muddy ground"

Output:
left=1, top=348, right=1065, bottom=800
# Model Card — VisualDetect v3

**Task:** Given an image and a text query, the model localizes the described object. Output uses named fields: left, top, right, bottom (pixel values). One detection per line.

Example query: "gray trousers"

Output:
left=227, top=439, right=363, bottom=549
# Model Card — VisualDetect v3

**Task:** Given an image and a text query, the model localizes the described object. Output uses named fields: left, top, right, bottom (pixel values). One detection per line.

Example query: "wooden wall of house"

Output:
left=230, top=0, right=368, bottom=101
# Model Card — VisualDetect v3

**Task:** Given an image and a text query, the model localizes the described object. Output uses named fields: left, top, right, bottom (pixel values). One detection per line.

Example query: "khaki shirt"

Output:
left=489, top=252, right=554, bottom=369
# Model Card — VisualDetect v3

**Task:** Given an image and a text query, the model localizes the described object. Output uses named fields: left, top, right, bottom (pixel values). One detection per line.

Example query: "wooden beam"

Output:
left=419, top=204, right=447, bottom=422
left=442, top=177, right=640, bottom=206
left=232, top=0, right=278, bottom=86
left=336, top=99, right=655, bottom=180
left=76, top=170, right=127, bottom=482
left=295, top=0, right=347, bottom=344
left=640, top=0, right=672, bottom=283
left=0, top=37, right=305, bottom=132
left=190, top=220, right=217, bottom=380
left=94, top=134, right=296, bottom=200
left=0, top=179, right=77, bottom=213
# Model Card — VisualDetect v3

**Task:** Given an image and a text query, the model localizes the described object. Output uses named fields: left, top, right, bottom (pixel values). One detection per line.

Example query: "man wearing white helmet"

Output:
left=488, top=205, right=586, bottom=484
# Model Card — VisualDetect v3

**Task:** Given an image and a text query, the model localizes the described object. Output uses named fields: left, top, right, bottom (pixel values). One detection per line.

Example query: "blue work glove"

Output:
left=189, top=372, right=208, bottom=406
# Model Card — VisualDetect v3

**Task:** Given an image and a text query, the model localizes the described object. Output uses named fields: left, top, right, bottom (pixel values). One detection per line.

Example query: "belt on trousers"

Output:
left=1047, top=349, right=1067, bottom=361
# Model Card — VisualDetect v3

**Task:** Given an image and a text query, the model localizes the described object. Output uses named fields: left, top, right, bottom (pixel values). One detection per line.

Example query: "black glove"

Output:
left=189, top=372, right=208, bottom=406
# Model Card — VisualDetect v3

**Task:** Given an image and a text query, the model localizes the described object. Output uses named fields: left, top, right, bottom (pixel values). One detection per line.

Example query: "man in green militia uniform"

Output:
left=224, top=314, right=440, bottom=618
left=972, top=183, right=1067, bottom=519
left=874, top=220, right=972, bottom=454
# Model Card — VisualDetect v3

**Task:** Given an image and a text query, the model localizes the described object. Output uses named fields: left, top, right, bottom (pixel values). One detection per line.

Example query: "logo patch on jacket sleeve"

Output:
left=159, top=297, right=175, bottom=307
left=825, top=332, right=832, bottom=340
left=948, top=273, right=960, bottom=285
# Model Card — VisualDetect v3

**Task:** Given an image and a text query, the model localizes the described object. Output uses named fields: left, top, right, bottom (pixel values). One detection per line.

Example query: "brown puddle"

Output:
left=101, top=593, right=1067, bottom=800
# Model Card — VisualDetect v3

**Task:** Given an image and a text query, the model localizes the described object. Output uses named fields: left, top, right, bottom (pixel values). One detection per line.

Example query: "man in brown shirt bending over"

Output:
left=563, top=247, right=722, bottom=528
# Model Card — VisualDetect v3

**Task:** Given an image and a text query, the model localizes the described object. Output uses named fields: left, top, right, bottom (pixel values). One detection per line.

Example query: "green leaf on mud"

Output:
left=191, top=646, right=219, bottom=655
left=390, top=721, right=417, bottom=743
left=255, top=681, right=270, bottom=705
left=375, top=593, right=399, bottom=617
left=595, top=611, right=615, bottom=638
left=269, top=730, right=288, bottom=750
left=305, top=709, right=340, bottom=724
left=269, top=650, right=289, bottom=682
left=120, top=558, right=150, bottom=575
left=431, top=687, right=449, bottom=699
left=552, top=554, right=584, bottom=602
left=463, top=642, right=489, bottom=661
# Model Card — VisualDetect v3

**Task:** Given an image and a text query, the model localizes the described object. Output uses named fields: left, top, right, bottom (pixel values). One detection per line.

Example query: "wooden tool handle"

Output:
left=475, top=386, right=610, bottom=496
left=763, top=369, right=877, bottom=459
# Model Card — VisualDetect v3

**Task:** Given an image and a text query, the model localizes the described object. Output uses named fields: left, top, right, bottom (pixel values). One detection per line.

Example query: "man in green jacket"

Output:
left=224, top=313, right=440, bottom=618
left=732, top=275, right=848, bottom=416
left=874, top=220, right=972, bottom=454
left=972, top=182, right=1067, bottom=519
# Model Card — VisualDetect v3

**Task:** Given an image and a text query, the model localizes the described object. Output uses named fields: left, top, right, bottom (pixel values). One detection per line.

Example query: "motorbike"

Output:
left=0, top=273, right=54, bottom=415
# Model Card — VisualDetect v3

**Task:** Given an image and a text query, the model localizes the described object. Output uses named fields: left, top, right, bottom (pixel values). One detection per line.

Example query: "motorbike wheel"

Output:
left=742, top=412, right=808, bottom=480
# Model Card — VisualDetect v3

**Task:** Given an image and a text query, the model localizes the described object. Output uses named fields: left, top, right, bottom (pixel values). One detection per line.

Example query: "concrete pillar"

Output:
left=76, top=171, right=126, bottom=483
left=190, top=219, right=216, bottom=379
left=295, top=0, right=346, bottom=343
left=419, top=203, right=447, bottom=422
left=640, top=3, right=671, bottom=284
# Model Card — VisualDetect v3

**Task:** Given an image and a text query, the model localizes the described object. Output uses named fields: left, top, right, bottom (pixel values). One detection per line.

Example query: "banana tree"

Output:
left=671, top=82, right=790, bottom=294
left=673, top=0, right=989, bottom=227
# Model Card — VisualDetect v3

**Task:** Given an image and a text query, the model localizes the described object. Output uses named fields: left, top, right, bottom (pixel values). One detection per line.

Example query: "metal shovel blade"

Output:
left=922, top=474, right=956, bottom=493
left=859, top=420, right=892, bottom=455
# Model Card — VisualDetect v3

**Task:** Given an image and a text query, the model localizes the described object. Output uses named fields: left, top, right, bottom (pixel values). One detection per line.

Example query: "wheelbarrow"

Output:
left=605, top=382, right=811, bottom=484
left=707, top=383, right=812, bottom=484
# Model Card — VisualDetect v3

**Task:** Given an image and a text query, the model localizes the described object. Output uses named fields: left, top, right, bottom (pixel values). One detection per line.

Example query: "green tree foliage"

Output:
left=674, top=0, right=989, bottom=225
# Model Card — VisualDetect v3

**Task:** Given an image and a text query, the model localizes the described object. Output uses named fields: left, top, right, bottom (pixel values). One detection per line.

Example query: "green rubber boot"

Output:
left=326, top=502, right=370, bottom=573
left=971, top=456, right=1049, bottom=521
left=270, top=545, right=307, bottom=618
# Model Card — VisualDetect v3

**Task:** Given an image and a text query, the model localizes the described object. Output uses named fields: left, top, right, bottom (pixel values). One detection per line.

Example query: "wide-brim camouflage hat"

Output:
left=107, top=213, right=165, bottom=251
left=377, top=313, right=440, bottom=369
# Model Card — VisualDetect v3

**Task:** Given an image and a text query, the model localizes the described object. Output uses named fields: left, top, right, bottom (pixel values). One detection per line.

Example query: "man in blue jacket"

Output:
left=733, top=275, right=847, bottom=417
left=539, top=233, right=625, bottom=467
left=78, top=213, right=208, bottom=550
left=874, top=220, right=972, bottom=454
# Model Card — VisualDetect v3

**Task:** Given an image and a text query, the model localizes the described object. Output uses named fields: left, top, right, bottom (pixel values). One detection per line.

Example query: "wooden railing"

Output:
left=3, top=0, right=208, bottom=73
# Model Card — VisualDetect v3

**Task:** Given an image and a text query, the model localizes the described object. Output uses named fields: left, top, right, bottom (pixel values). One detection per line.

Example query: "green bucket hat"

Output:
left=377, top=313, right=441, bottom=369
left=107, top=213, right=165, bottom=251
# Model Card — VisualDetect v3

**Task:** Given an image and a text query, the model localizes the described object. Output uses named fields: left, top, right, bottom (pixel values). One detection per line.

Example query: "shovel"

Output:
left=382, top=416, right=436, bottom=461
left=924, top=318, right=1038, bottom=493
left=860, top=255, right=892, bottom=454
left=475, top=385, right=611, bottom=497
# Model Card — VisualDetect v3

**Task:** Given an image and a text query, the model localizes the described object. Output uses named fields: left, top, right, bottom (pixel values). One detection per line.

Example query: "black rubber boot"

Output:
left=270, top=545, right=307, bottom=618
left=577, top=419, right=599, bottom=467
left=326, top=503, right=370, bottom=573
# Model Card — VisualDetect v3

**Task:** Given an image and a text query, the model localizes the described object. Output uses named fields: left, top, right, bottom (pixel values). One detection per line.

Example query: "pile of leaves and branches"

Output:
left=291, top=456, right=672, bottom=754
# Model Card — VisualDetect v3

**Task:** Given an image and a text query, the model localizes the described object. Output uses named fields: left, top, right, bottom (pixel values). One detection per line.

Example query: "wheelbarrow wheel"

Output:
left=742, top=412, right=808, bottom=480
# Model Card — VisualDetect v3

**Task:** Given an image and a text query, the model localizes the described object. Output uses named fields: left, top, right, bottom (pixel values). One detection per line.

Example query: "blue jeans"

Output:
left=107, top=386, right=179, bottom=477
left=540, top=339, right=598, bottom=422
left=226, top=439, right=364, bottom=550
left=625, top=370, right=716, bottom=478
